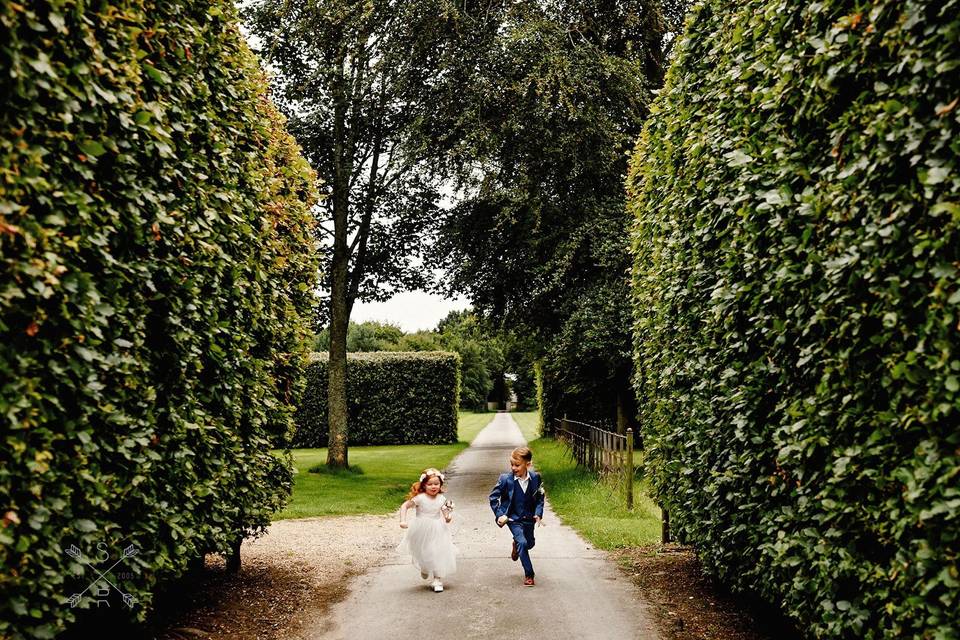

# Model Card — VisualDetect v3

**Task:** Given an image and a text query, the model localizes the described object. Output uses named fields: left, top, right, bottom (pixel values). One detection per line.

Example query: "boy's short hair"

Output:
left=511, top=446, right=532, bottom=463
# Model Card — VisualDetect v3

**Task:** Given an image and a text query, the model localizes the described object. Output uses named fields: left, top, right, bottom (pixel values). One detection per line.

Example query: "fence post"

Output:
left=626, top=428, right=634, bottom=510
left=585, top=427, right=591, bottom=470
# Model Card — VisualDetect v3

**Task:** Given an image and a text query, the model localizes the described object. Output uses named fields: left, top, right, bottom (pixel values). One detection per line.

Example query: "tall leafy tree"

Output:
left=346, top=321, right=404, bottom=352
left=246, top=0, right=470, bottom=467
left=436, top=310, right=506, bottom=410
left=428, top=0, right=671, bottom=430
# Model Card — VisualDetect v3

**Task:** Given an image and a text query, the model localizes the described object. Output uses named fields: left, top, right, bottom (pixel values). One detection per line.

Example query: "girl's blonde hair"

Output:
left=405, top=467, right=445, bottom=500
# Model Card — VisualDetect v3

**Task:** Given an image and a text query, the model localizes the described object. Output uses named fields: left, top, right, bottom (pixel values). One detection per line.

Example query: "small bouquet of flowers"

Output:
left=441, top=500, right=455, bottom=516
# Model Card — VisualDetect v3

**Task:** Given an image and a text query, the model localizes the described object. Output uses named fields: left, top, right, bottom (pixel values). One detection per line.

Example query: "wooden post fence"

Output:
left=554, top=417, right=636, bottom=511
left=553, top=417, right=673, bottom=541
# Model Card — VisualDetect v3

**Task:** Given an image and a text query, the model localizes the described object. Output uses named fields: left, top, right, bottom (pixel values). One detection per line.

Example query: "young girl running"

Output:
left=398, top=467, right=457, bottom=592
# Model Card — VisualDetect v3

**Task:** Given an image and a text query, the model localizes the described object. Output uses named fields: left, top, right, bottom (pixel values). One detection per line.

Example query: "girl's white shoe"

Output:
left=432, top=579, right=443, bottom=592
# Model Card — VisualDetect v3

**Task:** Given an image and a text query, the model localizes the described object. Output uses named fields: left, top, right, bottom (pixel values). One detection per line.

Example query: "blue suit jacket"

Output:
left=489, top=470, right=545, bottom=522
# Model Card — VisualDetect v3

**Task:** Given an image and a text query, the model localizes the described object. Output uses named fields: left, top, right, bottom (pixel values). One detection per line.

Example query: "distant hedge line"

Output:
left=295, top=352, right=460, bottom=447
left=0, top=2, right=317, bottom=637
left=629, top=1, right=958, bottom=638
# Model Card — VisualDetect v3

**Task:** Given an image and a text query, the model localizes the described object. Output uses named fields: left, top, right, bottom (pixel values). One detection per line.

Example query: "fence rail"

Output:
left=553, top=417, right=635, bottom=510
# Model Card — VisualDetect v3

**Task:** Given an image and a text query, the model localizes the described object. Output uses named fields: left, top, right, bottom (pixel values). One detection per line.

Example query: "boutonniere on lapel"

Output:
left=538, top=483, right=545, bottom=496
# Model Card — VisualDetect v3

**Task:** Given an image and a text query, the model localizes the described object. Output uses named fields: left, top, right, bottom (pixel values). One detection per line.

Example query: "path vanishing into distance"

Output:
left=315, top=412, right=661, bottom=640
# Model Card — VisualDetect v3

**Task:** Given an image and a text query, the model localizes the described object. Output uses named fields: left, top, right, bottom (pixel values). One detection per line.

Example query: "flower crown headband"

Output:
left=419, top=471, right=444, bottom=483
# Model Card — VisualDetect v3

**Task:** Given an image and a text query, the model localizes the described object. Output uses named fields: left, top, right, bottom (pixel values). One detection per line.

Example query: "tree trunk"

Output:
left=616, top=366, right=644, bottom=455
left=615, top=367, right=635, bottom=435
left=327, top=276, right=349, bottom=468
left=327, top=51, right=351, bottom=469
left=226, top=535, right=242, bottom=572
left=616, top=388, right=629, bottom=435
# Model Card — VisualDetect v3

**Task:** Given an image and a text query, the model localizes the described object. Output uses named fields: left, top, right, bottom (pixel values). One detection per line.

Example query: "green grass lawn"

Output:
left=276, top=411, right=495, bottom=520
left=457, top=410, right=496, bottom=443
left=528, top=436, right=663, bottom=549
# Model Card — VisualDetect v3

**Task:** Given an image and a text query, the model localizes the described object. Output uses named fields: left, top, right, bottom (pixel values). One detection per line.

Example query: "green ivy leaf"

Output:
left=74, top=519, right=97, bottom=533
left=78, top=140, right=107, bottom=157
left=142, top=63, right=169, bottom=85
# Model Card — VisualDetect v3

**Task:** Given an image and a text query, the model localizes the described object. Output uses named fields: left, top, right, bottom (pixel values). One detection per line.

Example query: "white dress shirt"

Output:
left=516, top=474, right=530, bottom=493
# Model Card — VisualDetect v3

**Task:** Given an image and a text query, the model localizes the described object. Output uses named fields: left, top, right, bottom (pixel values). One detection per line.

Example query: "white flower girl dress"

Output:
left=397, top=493, right=458, bottom=580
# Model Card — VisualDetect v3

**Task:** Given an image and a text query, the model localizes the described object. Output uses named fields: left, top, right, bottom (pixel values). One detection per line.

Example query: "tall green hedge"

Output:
left=629, top=1, right=958, bottom=637
left=0, top=2, right=318, bottom=637
left=295, top=352, right=460, bottom=447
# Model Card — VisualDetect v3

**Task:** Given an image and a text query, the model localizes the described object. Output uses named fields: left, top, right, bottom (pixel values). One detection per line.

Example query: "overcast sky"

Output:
left=351, top=290, right=471, bottom=332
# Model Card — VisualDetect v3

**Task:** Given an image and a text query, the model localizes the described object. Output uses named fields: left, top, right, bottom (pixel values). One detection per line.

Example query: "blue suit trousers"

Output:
left=508, top=520, right=536, bottom=578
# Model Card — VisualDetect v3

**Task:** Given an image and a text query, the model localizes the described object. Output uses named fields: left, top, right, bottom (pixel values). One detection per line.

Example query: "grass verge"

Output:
left=509, top=410, right=541, bottom=443
left=457, top=410, right=497, bottom=443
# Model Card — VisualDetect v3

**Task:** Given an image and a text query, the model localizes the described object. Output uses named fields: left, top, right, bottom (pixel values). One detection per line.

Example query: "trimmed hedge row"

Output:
left=0, top=1, right=317, bottom=637
left=295, top=352, right=460, bottom=447
left=628, top=1, right=959, bottom=638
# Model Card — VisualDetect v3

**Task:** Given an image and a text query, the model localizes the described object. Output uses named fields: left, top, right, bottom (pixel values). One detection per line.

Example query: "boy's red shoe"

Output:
left=523, top=577, right=535, bottom=587
left=511, top=541, right=519, bottom=561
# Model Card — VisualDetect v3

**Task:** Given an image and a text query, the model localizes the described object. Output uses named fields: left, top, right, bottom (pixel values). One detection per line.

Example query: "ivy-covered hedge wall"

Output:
left=0, top=2, right=318, bottom=637
left=628, top=1, right=958, bottom=637
left=295, top=352, right=460, bottom=447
